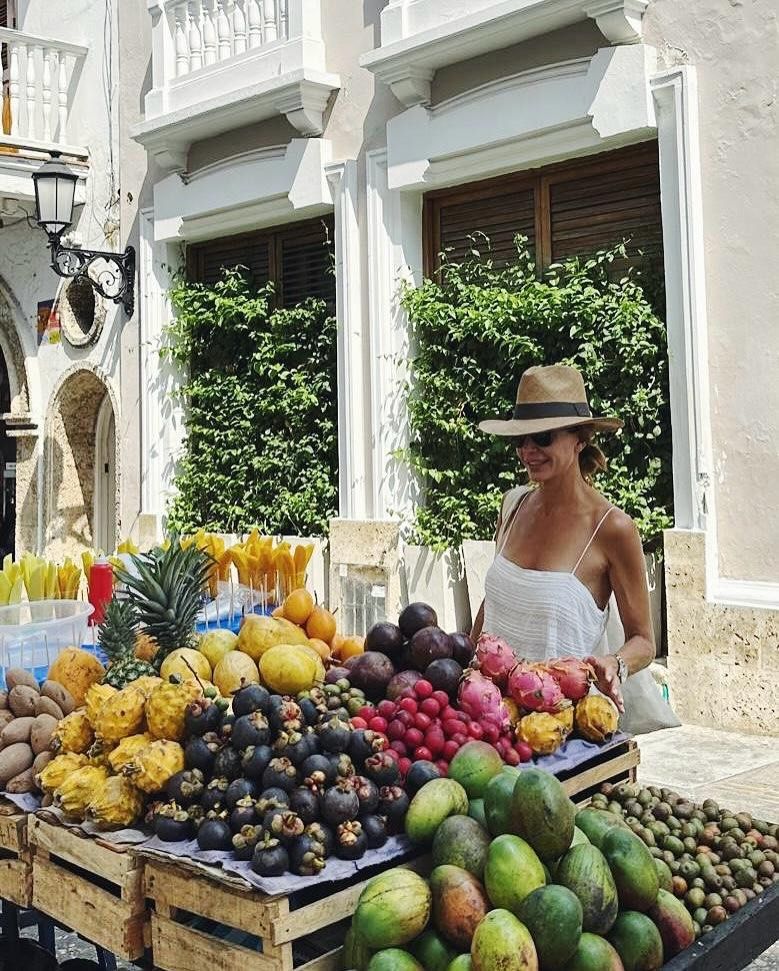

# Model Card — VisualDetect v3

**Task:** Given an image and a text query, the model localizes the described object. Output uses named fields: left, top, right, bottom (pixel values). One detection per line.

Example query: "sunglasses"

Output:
left=512, top=431, right=555, bottom=448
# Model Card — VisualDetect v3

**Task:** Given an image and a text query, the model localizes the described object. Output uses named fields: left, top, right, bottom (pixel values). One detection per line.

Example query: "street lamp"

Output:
left=32, top=154, right=136, bottom=316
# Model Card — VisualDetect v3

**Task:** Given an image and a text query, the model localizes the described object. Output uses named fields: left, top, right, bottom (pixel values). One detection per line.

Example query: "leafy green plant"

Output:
left=164, top=269, right=337, bottom=536
left=400, top=239, right=672, bottom=550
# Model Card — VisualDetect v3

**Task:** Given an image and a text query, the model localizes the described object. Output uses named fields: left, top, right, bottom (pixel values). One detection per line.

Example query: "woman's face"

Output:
left=515, top=429, right=581, bottom=482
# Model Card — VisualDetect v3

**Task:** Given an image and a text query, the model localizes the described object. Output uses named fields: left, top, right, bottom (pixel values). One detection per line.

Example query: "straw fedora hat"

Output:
left=479, top=364, right=623, bottom=437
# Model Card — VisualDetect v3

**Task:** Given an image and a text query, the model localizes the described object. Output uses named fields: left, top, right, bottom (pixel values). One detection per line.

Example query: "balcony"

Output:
left=133, top=0, right=340, bottom=172
left=0, top=26, right=88, bottom=201
left=361, top=0, right=650, bottom=106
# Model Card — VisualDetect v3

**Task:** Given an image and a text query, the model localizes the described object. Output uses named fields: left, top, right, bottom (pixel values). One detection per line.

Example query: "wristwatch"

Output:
left=614, top=653, right=628, bottom=684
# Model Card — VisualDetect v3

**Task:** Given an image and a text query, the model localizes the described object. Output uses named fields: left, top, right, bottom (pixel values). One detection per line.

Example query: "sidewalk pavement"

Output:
left=637, top=724, right=779, bottom=970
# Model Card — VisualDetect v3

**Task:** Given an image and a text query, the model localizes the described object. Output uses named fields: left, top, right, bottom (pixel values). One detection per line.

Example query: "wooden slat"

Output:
left=0, top=857, right=32, bottom=907
left=562, top=741, right=640, bottom=799
left=28, top=816, right=139, bottom=888
left=0, top=812, right=27, bottom=853
left=32, top=857, right=147, bottom=959
left=150, top=914, right=290, bottom=971
left=298, top=948, right=343, bottom=971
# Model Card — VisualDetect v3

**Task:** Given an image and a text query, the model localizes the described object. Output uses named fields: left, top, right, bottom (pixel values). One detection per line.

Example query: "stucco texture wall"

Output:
left=645, top=0, right=779, bottom=584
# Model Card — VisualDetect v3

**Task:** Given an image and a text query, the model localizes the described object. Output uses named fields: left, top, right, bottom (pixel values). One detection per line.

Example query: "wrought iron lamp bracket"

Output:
left=49, top=236, right=136, bottom=316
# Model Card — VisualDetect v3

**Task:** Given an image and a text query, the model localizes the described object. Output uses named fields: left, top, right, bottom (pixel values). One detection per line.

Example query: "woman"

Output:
left=472, top=364, right=655, bottom=713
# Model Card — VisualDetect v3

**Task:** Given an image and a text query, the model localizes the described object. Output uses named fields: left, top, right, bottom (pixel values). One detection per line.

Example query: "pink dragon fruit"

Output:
left=457, top=669, right=510, bottom=731
left=547, top=657, right=595, bottom=702
left=507, top=663, right=566, bottom=713
left=475, top=633, right=518, bottom=689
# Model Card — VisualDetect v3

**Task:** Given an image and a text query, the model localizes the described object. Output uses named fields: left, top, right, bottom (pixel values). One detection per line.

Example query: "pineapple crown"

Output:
left=98, top=597, right=138, bottom=661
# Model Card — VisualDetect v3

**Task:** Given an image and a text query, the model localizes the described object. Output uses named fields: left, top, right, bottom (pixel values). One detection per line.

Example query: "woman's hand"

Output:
left=585, top=654, right=625, bottom=714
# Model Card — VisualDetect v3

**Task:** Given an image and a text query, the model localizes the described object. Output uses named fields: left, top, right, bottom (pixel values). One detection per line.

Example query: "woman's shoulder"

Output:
left=597, top=501, right=642, bottom=551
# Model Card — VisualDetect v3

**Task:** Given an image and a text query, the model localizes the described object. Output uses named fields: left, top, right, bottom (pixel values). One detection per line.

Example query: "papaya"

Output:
left=430, top=865, right=490, bottom=952
left=366, top=949, right=423, bottom=970
left=607, top=911, right=664, bottom=971
left=601, top=828, right=660, bottom=912
left=353, top=868, right=432, bottom=948
left=406, top=778, right=469, bottom=844
left=468, top=798, right=488, bottom=829
left=511, top=768, right=576, bottom=862
left=574, top=807, right=630, bottom=849
left=448, top=741, right=504, bottom=798
left=484, top=834, right=545, bottom=913
left=563, top=932, right=625, bottom=971
left=432, top=815, right=491, bottom=880
left=447, top=957, right=473, bottom=971
left=344, top=926, right=374, bottom=970
left=518, top=885, right=583, bottom=971
left=648, top=888, right=695, bottom=958
left=470, top=909, right=538, bottom=971
left=555, top=844, right=619, bottom=936
left=653, top=858, right=673, bottom=893
left=411, top=929, right=458, bottom=971
left=484, top=766, right=521, bottom=837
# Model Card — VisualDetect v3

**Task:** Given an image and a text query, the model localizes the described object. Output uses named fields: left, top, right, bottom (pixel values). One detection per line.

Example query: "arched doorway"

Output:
left=0, top=350, right=15, bottom=559
left=45, top=370, right=118, bottom=560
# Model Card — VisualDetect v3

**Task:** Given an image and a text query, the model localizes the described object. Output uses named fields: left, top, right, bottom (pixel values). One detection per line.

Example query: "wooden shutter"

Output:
left=0, top=1, right=7, bottom=27
left=277, top=217, right=335, bottom=310
left=188, top=231, right=271, bottom=288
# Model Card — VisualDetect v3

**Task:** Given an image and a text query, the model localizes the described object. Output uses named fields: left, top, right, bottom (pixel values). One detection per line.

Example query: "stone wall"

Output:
left=664, top=529, right=779, bottom=736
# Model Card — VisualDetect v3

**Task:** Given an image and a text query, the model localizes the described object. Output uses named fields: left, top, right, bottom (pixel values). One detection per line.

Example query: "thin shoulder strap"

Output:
left=497, top=488, right=531, bottom=554
left=572, top=506, right=614, bottom=575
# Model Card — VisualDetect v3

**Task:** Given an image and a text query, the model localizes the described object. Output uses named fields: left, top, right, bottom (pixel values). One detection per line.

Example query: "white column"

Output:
left=365, top=149, right=423, bottom=521
left=325, top=160, right=369, bottom=520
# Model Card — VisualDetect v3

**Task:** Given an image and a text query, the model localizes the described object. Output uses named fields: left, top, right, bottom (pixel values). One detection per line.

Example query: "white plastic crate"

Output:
left=0, top=600, right=94, bottom=688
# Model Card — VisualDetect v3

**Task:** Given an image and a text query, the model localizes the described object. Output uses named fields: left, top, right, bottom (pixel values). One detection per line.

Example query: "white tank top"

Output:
left=483, top=489, right=613, bottom=662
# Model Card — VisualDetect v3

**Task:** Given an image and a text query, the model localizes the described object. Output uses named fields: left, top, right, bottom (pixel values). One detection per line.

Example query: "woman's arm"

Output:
left=586, top=512, right=655, bottom=712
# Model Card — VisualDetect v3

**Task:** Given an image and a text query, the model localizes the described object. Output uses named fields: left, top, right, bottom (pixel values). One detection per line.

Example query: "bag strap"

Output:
left=496, top=486, right=531, bottom=550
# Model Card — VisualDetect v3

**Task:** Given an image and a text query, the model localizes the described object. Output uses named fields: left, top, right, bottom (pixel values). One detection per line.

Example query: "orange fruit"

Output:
left=339, top=636, right=365, bottom=661
left=307, top=637, right=332, bottom=661
left=283, top=588, right=315, bottom=626
left=305, top=605, right=337, bottom=644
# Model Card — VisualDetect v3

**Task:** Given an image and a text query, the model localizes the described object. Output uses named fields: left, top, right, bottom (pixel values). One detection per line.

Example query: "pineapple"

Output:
left=86, top=776, right=144, bottom=829
left=115, top=541, right=212, bottom=669
left=85, top=682, right=118, bottom=727
left=36, top=753, right=89, bottom=793
left=99, top=598, right=157, bottom=689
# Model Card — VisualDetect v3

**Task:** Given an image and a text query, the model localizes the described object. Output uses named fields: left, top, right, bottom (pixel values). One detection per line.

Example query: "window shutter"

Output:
left=0, top=1, right=7, bottom=27
left=434, top=184, right=536, bottom=268
left=188, top=232, right=270, bottom=288
left=278, top=217, right=335, bottom=310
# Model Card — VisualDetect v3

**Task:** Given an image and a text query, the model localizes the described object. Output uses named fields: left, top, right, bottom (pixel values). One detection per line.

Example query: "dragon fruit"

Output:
left=507, top=663, right=565, bottom=713
left=517, top=712, right=566, bottom=756
left=457, top=669, right=510, bottom=731
left=547, top=657, right=594, bottom=702
left=475, top=633, right=518, bottom=689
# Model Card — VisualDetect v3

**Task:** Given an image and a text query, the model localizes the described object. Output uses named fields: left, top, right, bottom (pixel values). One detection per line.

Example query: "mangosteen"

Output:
left=165, top=769, right=205, bottom=806
left=328, top=752, right=356, bottom=779
left=201, top=778, right=229, bottom=813
left=365, top=621, right=405, bottom=662
left=153, top=803, right=192, bottom=842
left=231, top=824, right=263, bottom=861
left=242, top=744, right=274, bottom=781
left=405, top=760, right=441, bottom=796
left=352, top=776, right=380, bottom=814
left=297, top=696, right=322, bottom=727
left=288, top=834, right=327, bottom=876
left=256, top=787, right=291, bottom=813
left=449, top=631, right=476, bottom=667
left=349, top=729, right=387, bottom=767
left=185, top=735, right=219, bottom=774
left=268, top=810, right=306, bottom=845
left=321, top=780, right=360, bottom=827
left=344, top=652, right=397, bottom=702
left=364, top=752, right=400, bottom=787
left=219, top=711, right=236, bottom=740
left=188, top=803, right=205, bottom=829
left=213, top=745, right=242, bottom=781
left=305, top=821, right=334, bottom=858
left=378, top=786, right=410, bottom=833
left=232, top=682, right=271, bottom=718
left=398, top=601, right=437, bottom=639
left=225, top=778, right=259, bottom=810
left=425, top=658, right=463, bottom=699
left=274, top=729, right=315, bottom=765
left=317, top=716, right=352, bottom=754
left=325, top=666, right=351, bottom=684
left=184, top=698, right=222, bottom=736
left=262, top=757, right=299, bottom=793
left=197, top=815, right=233, bottom=851
left=229, top=796, right=259, bottom=834
left=409, top=626, right=452, bottom=670
left=268, top=696, right=303, bottom=733
left=231, top=711, right=271, bottom=751
left=336, top=820, right=368, bottom=860
left=360, top=813, right=388, bottom=849
left=301, top=754, right=336, bottom=787
left=251, top=835, right=289, bottom=876
left=290, top=787, right=320, bottom=825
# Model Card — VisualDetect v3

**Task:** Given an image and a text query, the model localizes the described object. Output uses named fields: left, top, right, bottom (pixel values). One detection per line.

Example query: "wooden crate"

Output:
left=144, top=853, right=429, bottom=971
left=28, top=815, right=148, bottom=960
left=0, top=801, right=32, bottom=907
left=559, top=738, right=640, bottom=804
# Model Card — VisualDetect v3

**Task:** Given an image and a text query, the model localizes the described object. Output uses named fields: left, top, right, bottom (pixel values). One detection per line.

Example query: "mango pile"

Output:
left=344, top=745, right=779, bottom=971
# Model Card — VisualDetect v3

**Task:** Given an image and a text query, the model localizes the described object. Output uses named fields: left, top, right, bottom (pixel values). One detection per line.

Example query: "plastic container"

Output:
left=0, top=599, right=94, bottom=688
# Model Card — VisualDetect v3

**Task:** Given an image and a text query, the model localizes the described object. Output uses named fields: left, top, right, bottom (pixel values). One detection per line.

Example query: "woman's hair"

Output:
left=576, top=425, right=607, bottom=480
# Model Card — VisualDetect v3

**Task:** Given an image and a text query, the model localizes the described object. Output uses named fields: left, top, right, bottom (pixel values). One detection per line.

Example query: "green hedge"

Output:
left=164, top=270, right=338, bottom=536
left=399, top=241, right=672, bottom=551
